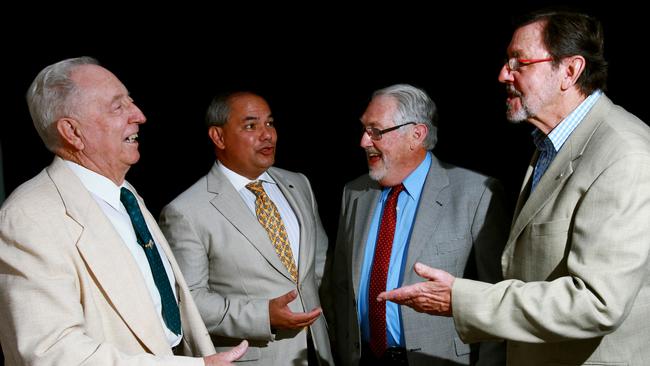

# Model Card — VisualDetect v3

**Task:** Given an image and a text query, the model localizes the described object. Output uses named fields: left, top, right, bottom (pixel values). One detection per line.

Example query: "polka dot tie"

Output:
left=120, top=187, right=182, bottom=335
left=368, top=183, right=404, bottom=358
left=246, top=181, right=298, bottom=282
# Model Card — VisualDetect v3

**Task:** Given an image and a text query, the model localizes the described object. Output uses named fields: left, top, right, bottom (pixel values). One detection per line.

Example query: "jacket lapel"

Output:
left=403, top=156, right=449, bottom=274
left=269, top=169, right=312, bottom=284
left=351, top=184, right=381, bottom=298
left=48, top=157, right=170, bottom=355
left=502, top=96, right=611, bottom=270
left=207, top=165, right=294, bottom=282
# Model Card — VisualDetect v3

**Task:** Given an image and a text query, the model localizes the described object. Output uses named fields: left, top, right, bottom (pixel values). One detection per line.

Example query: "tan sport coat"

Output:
left=0, top=157, right=215, bottom=365
left=453, top=95, right=650, bottom=365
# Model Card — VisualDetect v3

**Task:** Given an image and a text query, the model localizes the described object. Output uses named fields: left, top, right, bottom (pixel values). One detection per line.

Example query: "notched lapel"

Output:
left=404, top=162, right=449, bottom=275
left=351, top=186, right=380, bottom=298
left=207, top=167, right=295, bottom=283
left=270, top=171, right=312, bottom=283
left=48, top=158, right=170, bottom=355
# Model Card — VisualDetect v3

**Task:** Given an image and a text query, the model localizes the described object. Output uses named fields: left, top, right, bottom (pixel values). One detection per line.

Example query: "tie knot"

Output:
left=246, top=181, right=266, bottom=197
left=389, top=183, right=405, bottom=198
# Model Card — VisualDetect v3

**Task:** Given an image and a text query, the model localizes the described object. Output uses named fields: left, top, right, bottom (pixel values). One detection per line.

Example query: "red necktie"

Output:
left=368, top=183, right=404, bottom=358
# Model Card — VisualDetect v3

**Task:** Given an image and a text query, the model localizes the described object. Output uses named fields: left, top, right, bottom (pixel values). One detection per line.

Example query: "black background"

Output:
left=2, top=1, right=649, bottom=361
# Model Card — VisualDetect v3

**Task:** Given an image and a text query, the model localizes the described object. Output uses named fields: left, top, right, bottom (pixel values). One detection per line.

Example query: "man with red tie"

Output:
left=327, top=84, right=509, bottom=366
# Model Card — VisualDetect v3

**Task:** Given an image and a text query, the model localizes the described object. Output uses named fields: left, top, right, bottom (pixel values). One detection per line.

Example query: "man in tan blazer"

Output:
left=159, top=92, right=333, bottom=365
left=0, top=57, right=247, bottom=365
left=378, top=10, right=650, bottom=366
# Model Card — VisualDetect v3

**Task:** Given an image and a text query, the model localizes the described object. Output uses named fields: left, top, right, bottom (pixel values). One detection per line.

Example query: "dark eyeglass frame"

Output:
left=505, top=57, right=553, bottom=71
left=363, top=122, right=416, bottom=141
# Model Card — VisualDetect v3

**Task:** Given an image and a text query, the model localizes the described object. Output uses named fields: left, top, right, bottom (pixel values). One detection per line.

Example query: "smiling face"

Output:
left=210, top=93, right=276, bottom=179
left=498, top=21, right=563, bottom=126
left=67, top=64, right=146, bottom=184
left=360, top=95, right=421, bottom=187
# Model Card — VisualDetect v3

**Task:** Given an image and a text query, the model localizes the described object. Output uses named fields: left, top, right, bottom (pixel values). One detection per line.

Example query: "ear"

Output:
left=56, top=118, right=84, bottom=150
left=208, top=126, right=226, bottom=150
left=411, top=123, right=428, bottom=146
left=561, top=55, right=586, bottom=91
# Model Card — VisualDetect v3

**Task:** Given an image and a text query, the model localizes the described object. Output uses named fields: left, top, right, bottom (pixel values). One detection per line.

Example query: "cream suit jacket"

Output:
left=0, top=157, right=215, bottom=366
left=453, top=95, right=650, bottom=365
left=159, top=164, right=333, bottom=366
left=330, top=154, right=509, bottom=366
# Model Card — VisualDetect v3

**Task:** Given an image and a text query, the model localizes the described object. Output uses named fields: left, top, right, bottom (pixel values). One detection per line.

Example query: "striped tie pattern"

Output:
left=246, top=181, right=298, bottom=282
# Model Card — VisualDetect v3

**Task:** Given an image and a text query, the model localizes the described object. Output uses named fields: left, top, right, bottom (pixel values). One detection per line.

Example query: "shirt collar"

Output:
left=383, top=151, right=431, bottom=202
left=532, top=89, right=603, bottom=152
left=64, top=160, right=124, bottom=211
left=216, top=161, right=276, bottom=192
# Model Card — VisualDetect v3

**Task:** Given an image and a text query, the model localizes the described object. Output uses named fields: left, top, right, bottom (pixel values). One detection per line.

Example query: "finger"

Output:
left=377, top=285, right=417, bottom=302
left=277, top=290, right=298, bottom=307
left=413, top=262, right=438, bottom=280
left=216, top=340, right=249, bottom=361
left=290, top=308, right=322, bottom=324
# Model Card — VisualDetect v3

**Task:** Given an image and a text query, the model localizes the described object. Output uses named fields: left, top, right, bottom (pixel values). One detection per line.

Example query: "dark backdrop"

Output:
left=2, top=2, right=649, bottom=362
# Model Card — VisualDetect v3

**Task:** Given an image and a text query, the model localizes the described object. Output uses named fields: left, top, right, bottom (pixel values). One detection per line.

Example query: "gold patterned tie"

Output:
left=246, top=181, right=298, bottom=282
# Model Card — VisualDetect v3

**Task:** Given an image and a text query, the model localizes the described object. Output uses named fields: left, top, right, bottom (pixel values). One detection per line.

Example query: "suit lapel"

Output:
left=351, top=184, right=381, bottom=298
left=48, top=157, right=170, bottom=355
left=268, top=169, right=312, bottom=284
left=207, top=165, right=294, bottom=282
left=403, top=157, right=449, bottom=274
left=502, top=96, right=611, bottom=270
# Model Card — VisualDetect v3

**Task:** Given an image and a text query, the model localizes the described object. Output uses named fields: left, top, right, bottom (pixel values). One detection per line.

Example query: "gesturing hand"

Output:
left=269, top=290, right=322, bottom=330
left=203, top=340, right=248, bottom=366
left=377, top=262, right=455, bottom=316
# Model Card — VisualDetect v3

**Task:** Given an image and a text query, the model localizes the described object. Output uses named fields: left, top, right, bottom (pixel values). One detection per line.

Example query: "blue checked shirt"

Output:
left=531, top=90, right=602, bottom=191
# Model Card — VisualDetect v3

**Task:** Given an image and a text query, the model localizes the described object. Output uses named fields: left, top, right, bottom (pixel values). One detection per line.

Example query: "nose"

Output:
left=259, top=123, right=275, bottom=141
left=360, top=129, right=373, bottom=148
left=498, top=64, right=514, bottom=84
left=130, top=102, right=147, bottom=124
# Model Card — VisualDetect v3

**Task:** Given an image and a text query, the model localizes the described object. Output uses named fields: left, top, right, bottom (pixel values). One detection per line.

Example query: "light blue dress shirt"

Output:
left=358, top=152, right=431, bottom=347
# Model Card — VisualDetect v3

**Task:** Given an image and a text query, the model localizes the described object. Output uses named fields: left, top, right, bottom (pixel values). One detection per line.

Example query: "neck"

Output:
left=530, top=89, right=588, bottom=135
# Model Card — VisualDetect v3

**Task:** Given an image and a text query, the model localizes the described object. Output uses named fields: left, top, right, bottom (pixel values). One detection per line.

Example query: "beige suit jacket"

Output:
left=159, top=164, right=333, bottom=366
left=452, top=95, right=650, bottom=365
left=0, top=157, right=215, bottom=365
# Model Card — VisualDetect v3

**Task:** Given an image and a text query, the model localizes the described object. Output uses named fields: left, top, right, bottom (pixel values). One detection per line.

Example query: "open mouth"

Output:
left=124, top=133, right=138, bottom=143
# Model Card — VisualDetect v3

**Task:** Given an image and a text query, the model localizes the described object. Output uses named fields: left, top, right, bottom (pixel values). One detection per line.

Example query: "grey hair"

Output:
left=26, top=56, right=99, bottom=152
left=205, top=91, right=257, bottom=128
left=372, top=84, right=438, bottom=150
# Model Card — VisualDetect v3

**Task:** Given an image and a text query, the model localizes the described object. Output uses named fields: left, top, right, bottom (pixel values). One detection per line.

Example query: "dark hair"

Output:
left=517, top=10, right=608, bottom=94
left=205, top=91, right=262, bottom=128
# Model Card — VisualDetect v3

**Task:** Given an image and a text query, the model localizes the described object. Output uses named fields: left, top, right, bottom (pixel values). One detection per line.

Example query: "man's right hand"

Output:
left=269, top=290, right=321, bottom=330
left=203, top=340, right=248, bottom=366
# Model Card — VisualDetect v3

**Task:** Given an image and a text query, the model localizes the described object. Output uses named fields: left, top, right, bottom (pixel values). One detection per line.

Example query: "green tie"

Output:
left=120, top=187, right=182, bottom=335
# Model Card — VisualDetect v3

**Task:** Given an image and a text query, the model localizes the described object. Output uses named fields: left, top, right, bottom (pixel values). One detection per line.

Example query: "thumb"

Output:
left=279, top=290, right=298, bottom=306
left=414, top=262, right=438, bottom=281
left=216, top=340, right=248, bottom=361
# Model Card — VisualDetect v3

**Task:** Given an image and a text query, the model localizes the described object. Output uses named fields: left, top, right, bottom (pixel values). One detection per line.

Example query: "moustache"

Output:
left=507, top=85, right=523, bottom=97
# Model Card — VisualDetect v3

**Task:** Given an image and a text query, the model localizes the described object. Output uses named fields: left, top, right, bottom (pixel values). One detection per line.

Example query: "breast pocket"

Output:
left=531, top=218, right=571, bottom=236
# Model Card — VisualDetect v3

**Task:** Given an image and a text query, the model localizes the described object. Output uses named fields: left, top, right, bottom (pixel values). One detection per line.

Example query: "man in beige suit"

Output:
left=0, top=57, right=247, bottom=365
left=379, top=10, right=650, bottom=366
left=159, top=92, right=333, bottom=365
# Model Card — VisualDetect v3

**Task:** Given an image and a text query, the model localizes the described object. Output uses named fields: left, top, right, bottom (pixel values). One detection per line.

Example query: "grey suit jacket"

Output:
left=453, top=95, right=650, bottom=366
left=0, top=157, right=215, bottom=366
left=330, top=154, right=509, bottom=366
left=159, top=163, right=333, bottom=366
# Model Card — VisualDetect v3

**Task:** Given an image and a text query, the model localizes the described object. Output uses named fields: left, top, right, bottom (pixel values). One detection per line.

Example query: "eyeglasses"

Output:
left=363, top=122, right=416, bottom=141
left=505, top=57, right=553, bottom=71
